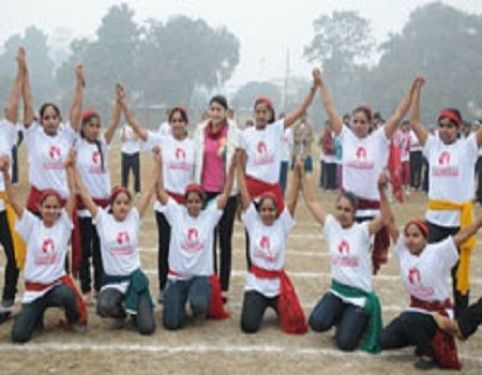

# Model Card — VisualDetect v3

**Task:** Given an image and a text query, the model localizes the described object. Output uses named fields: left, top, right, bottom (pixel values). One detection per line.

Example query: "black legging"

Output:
left=121, top=152, right=141, bottom=193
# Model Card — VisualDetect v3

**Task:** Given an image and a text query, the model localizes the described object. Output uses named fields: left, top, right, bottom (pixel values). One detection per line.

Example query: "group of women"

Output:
left=1, top=47, right=482, bottom=371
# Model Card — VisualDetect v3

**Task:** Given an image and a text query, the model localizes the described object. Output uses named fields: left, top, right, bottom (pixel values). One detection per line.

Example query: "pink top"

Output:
left=201, top=123, right=227, bottom=192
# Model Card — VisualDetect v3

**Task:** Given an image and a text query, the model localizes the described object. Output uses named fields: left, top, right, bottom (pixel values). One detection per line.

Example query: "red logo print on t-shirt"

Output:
left=355, top=146, right=367, bottom=160
left=92, top=151, right=101, bottom=164
left=438, top=151, right=450, bottom=165
left=49, top=146, right=61, bottom=160
left=337, top=240, right=350, bottom=255
left=260, top=236, right=270, bottom=250
left=408, top=267, right=421, bottom=284
left=175, top=147, right=186, bottom=160
left=187, top=228, right=199, bottom=241
left=116, top=231, right=130, bottom=244
left=257, top=141, right=268, bottom=154
left=42, top=238, right=55, bottom=253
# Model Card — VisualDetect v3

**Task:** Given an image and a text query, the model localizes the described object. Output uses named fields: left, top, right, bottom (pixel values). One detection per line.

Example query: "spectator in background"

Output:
left=409, top=122, right=423, bottom=191
left=278, top=113, right=293, bottom=196
left=11, top=123, right=23, bottom=185
left=319, top=120, right=336, bottom=190
left=475, top=120, right=482, bottom=204
left=120, top=124, right=141, bottom=195
left=291, top=111, right=314, bottom=173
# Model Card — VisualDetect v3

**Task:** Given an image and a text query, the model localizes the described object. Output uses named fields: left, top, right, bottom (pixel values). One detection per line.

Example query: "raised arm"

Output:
left=384, top=78, right=419, bottom=139
left=0, top=156, right=23, bottom=217
left=5, top=48, right=24, bottom=124
left=283, top=68, right=320, bottom=128
left=285, top=157, right=301, bottom=216
left=137, top=147, right=161, bottom=217
left=155, top=148, right=170, bottom=205
left=237, top=149, right=251, bottom=211
left=453, top=216, right=482, bottom=247
left=217, top=152, right=237, bottom=210
left=104, top=84, right=122, bottom=144
left=300, top=158, right=327, bottom=225
left=20, top=48, right=34, bottom=128
left=368, top=173, right=392, bottom=236
left=73, top=156, right=98, bottom=218
left=119, top=85, right=148, bottom=142
left=409, top=76, right=428, bottom=146
left=64, top=149, right=77, bottom=217
left=317, top=72, right=343, bottom=135
left=69, top=65, right=84, bottom=132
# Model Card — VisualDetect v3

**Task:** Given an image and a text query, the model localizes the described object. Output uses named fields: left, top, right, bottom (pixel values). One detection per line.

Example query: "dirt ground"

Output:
left=0, top=145, right=481, bottom=374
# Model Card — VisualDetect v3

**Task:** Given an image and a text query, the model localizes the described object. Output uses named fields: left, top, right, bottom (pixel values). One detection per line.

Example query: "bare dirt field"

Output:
left=0, top=146, right=481, bottom=374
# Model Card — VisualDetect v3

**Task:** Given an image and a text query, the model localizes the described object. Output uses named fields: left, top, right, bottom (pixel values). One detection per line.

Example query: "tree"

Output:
left=232, top=81, right=281, bottom=111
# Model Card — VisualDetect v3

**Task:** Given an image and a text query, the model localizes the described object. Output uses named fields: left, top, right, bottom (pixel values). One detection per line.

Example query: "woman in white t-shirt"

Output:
left=317, top=73, right=418, bottom=274
left=301, top=165, right=390, bottom=352
left=120, top=100, right=195, bottom=302
left=238, top=153, right=307, bottom=334
left=410, top=77, right=482, bottom=317
left=157, top=152, right=236, bottom=330
left=379, top=210, right=482, bottom=370
left=74, top=84, right=122, bottom=304
left=75, top=148, right=161, bottom=335
left=0, top=154, right=86, bottom=343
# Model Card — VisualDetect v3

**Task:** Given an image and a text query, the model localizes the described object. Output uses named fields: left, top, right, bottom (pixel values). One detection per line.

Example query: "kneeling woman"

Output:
left=301, top=165, right=389, bottom=352
left=379, top=212, right=482, bottom=369
left=157, top=152, right=235, bottom=330
left=75, top=149, right=160, bottom=335
left=238, top=153, right=307, bottom=334
left=0, top=155, right=86, bottom=343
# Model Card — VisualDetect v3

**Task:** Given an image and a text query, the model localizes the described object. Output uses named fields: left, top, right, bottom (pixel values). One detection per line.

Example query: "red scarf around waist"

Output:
left=26, top=275, right=88, bottom=325
left=245, top=175, right=284, bottom=215
left=250, top=264, right=307, bottom=334
left=167, top=191, right=184, bottom=204
left=410, top=296, right=461, bottom=370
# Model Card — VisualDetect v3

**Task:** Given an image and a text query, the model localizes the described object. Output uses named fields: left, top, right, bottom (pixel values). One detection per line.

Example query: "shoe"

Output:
left=82, top=291, right=93, bottom=306
left=414, top=357, right=437, bottom=371
left=0, top=311, right=11, bottom=324
left=0, top=299, right=15, bottom=313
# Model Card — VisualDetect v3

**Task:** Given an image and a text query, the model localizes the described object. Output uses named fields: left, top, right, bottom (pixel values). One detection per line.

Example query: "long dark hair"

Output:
left=81, top=110, right=105, bottom=172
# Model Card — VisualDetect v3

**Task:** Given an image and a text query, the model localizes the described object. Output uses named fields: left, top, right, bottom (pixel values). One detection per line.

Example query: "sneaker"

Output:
left=414, top=357, right=437, bottom=371
left=0, top=299, right=15, bottom=313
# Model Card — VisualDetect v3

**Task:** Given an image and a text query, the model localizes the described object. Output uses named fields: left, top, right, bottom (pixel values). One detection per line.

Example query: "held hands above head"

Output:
left=16, top=46, right=26, bottom=72
left=312, top=68, right=322, bottom=88
left=115, top=83, right=125, bottom=104
left=0, top=155, right=11, bottom=173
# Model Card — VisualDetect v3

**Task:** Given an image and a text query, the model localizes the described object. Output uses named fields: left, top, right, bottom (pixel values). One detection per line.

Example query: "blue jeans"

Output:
left=163, top=276, right=211, bottom=330
left=309, top=292, right=368, bottom=351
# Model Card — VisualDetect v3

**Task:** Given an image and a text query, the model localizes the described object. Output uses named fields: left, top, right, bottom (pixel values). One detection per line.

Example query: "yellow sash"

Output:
left=0, top=192, right=26, bottom=269
left=427, top=199, right=475, bottom=294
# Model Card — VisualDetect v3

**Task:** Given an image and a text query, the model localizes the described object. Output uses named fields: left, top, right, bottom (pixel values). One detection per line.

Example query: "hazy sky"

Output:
left=2, top=0, right=481, bottom=88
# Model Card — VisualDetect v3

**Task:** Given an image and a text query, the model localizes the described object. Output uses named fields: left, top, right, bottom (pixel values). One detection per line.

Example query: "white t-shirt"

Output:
left=424, top=134, right=479, bottom=227
left=16, top=210, right=72, bottom=303
left=242, top=203, right=295, bottom=297
left=323, top=215, right=373, bottom=296
left=158, top=121, right=172, bottom=138
left=340, top=125, right=389, bottom=215
left=24, top=122, right=76, bottom=198
left=395, top=235, right=458, bottom=315
left=75, top=135, right=111, bottom=217
left=280, top=127, right=293, bottom=162
left=0, top=119, right=17, bottom=212
left=240, top=119, right=284, bottom=184
left=121, top=125, right=140, bottom=154
left=145, top=133, right=194, bottom=212
left=161, top=198, right=222, bottom=279
left=94, top=208, right=141, bottom=279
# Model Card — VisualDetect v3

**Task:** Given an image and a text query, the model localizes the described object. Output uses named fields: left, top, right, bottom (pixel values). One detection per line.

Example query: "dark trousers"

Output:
left=426, top=221, right=467, bottom=317
left=163, top=276, right=211, bottom=330
left=458, top=297, right=482, bottom=339
left=11, top=284, right=79, bottom=343
left=0, top=211, right=19, bottom=303
left=11, top=146, right=19, bottom=184
left=379, top=311, right=437, bottom=358
left=409, top=150, right=423, bottom=189
left=320, top=161, right=325, bottom=188
left=309, top=292, right=369, bottom=351
left=476, top=156, right=482, bottom=203
left=241, top=290, right=279, bottom=333
left=323, top=162, right=337, bottom=190
left=205, top=193, right=238, bottom=292
left=79, top=217, right=104, bottom=294
left=279, top=161, right=289, bottom=196
left=97, top=287, right=155, bottom=335
left=155, top=211, right=170, bottom=291
left=121, top=152, right=140, bottom=193
left=422, top=157, right=429, bottom=193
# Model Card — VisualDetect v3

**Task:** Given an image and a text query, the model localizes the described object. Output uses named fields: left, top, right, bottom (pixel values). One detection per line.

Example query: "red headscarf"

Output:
left=254, top=96, right=274, bottom=110
left=438, top=109, right=461, bottom=127
left=39, top=189, right=64, bottom=206
left=110, top=185, right=131, bottom=204
left=405, top=218, right=429, bottom=237
left=81, top=108, right=100, bottom=123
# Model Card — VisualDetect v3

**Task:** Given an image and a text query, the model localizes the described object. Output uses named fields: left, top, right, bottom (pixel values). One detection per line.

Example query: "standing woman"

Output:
left=410, top=77, right=482, bottom=317
left=0, top=154, right=87, bottom=343
left=120, top=123, right=141, bottom=195
left=193, top=95, right=239, bottom=300
left=300, top=164, right=389, bottom=352
left=238, top=153, right=307, bottom=334
left=74, top=83, right=122, bottom=304
left=318, top=73, right=417, bottom=274
left=119, top=96, right=194, bottom=302
left=74, top=148, right=159, bottom=335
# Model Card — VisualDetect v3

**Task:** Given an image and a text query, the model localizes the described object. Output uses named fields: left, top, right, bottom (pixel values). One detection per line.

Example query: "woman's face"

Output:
left=169, top=110, right=187, bottom=139
left=403, top=223, right=427, bottom=255
left=42, top=105, right=61, bottom=136
left=185, top=192, right=203, bottom=217
left=259, top=198, right=277, bottom=226
left=438, top=117, right=458, bottom=144
left=334, top=196, right=355, bottom=228
left=111, top=192, right=131, bottom=221
left=254, top=102, right=272, bottom=129
left=351, top=111, right=371, bottom=138
left=39, top=195, right=61, bottom=226
left=208, top=102, right=227, bottom=126
left=82, top=116, right=101, bottom=142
